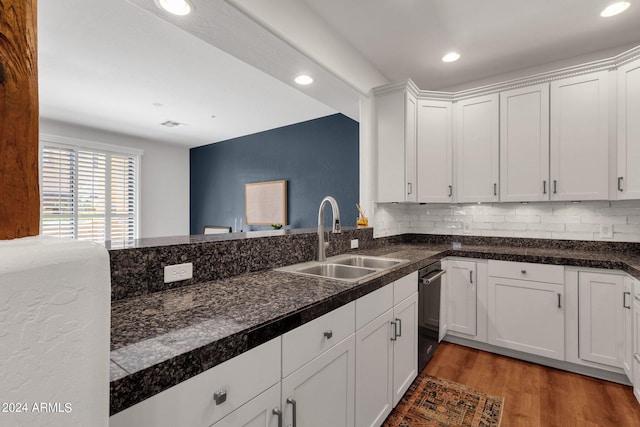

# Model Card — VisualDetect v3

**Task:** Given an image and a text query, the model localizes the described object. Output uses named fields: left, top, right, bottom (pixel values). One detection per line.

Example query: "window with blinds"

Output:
left=40, top=141, right=139, bottom=246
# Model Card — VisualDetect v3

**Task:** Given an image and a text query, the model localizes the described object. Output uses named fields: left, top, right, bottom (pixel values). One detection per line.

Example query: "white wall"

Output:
left=40, top=119, right=190, bottom=239
left=0, top=237, right=110, bottom=426
left=374, top=200, right=640, bottom=242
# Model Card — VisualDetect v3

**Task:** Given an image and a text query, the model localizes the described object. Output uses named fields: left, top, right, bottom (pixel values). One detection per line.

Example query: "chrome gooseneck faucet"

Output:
left=317, top=196, right=341, bottom=262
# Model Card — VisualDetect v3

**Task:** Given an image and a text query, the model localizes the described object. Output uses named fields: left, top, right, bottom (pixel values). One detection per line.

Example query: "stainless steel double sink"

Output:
left=276, top=254, right=408, bottom=283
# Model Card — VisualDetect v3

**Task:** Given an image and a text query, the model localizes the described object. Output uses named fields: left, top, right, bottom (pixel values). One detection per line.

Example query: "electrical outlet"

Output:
left=351, top=239, right=359, bottom=249
left=600, top=224, right=613, bottom=239
left=164, top=263, right=193, bottom=283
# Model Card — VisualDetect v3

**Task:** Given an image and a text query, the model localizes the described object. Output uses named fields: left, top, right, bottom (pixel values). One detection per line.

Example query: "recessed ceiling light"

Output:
left=155, top=0, right=192, bottom=16
left=294, top=75, right=313, bottom=85
left=442, top=52, right=461, bottom=63
left=600, top=2, right=630, bottom=17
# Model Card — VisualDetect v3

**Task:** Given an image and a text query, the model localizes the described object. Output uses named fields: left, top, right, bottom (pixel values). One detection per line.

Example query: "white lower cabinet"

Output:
left=212, top=383, right=281, bottom=427
left=282, top=335, right=356, bottom=427
left=392, top=293, right=419, bottom=406
left=355, top=308, right=394, bottom=427
left=624, top=277, right=635, bottom=380
left=281, top=302, right=356, bottom=427
left=487, top=260, right=565, bottom=361
left=633, top=294, right=640, bottom=402
left=446, top=260, right=477, bottom=336
left=488, top=277, right=565, bottom=360
left=578, top=271, right=624, bottom=368
left=109, top=337, right=281, bottom=427
left=355, top=272, right=418, bottom=427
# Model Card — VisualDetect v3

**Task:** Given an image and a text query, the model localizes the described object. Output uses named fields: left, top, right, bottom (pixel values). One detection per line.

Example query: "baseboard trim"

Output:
left=443, top=335, right=631, bottom=386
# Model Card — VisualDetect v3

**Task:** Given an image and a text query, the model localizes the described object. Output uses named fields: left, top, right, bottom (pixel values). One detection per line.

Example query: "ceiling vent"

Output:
left=160, top=120, right=184, bottom=128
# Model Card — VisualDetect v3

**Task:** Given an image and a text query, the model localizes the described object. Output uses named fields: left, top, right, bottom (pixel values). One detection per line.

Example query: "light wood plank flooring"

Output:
left=422, top=342, right=640, bottom=426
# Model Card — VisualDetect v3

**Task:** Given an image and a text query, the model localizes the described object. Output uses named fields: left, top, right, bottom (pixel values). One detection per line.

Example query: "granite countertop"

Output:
left=109, top=242, right=640, bottom=415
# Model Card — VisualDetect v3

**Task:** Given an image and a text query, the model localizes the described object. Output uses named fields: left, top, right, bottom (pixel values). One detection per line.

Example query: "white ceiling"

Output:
left=38, top=0, right=336, bottom=148
left=296, top=0, right=640, bottom=90
left=39, top=0, right=640, bottom=148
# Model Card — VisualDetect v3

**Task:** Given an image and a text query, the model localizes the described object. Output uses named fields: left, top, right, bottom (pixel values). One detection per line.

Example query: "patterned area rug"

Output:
left=383, top=375, right=504, bottom=427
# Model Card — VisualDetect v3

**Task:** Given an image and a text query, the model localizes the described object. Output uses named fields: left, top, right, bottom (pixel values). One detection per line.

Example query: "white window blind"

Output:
left=40, top=140, right=139, bottom=246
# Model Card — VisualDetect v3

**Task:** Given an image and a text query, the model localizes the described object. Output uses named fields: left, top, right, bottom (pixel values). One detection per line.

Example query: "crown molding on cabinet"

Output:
left=373, top=44, right=640, bottom=101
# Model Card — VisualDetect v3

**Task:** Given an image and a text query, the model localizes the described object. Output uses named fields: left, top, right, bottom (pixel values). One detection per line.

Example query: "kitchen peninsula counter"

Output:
left=109, top=236, right=640, bottom=415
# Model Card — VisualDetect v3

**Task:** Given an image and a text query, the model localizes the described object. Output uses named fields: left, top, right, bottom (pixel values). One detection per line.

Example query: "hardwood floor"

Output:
left=422, top=342, right=640, bottom=427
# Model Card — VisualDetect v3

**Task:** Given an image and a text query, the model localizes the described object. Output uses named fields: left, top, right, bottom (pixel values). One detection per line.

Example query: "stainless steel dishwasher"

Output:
left=418, top=260, right=446, bottom=372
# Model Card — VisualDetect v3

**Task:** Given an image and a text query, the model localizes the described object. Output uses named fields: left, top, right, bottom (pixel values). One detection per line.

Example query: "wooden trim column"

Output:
left=0, top=0, right=39, bottom=239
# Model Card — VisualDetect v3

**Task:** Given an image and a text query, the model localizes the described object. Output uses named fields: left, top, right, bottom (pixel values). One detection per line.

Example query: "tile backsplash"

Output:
left=373, top=200, right=640, bottom=242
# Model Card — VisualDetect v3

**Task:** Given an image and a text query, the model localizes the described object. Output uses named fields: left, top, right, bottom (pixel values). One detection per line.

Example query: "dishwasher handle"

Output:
left=421, top=270, right=446, bottom=285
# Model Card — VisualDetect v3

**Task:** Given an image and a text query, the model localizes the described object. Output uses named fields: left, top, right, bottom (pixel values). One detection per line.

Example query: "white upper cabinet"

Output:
left=550, top=71, right=610, bottom=201
left=416, top=99, right=453, bottom=202
left=500, top=84, right=550, bottom=202
left=376, top=89, right=417, bottom=202
left=454, top=94, right=500, bottom=203
left=617, top=58, right=640, bottom=199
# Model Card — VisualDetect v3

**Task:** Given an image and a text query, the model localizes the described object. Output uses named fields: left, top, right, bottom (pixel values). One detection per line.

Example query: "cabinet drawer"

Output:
left=109, top=337, right=281, bottom=427
left=282, top=302, right=355, bottom=377
left=394, top=271, right=418, bottom=304
left=356, top=284, right=393, bottom=330
left=488, top=260, right=563, bottom=284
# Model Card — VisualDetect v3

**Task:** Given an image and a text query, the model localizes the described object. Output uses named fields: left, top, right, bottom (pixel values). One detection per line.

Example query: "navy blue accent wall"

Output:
left=190, top=114, right=359, bottom=234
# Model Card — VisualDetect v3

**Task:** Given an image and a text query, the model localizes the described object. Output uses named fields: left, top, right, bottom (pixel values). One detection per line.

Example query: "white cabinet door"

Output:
left=212, top=383, right=281, bottom=427
left=439, top=261, right=449, bottom=341
left=633, top=297, right=640, bottom=400
left=617, top=59, right=640, bottom=199
left=377, top=89, right=417, bottom=202
left=578, top=272, right=624, bottom=368
left=417, top=99, right=453, bottom=202
left=446, top=260, right=477, bottom=336
left=500, top=83, right=550, bottom=202
left=282, top=335, right=355, bottom=427
left=355, top=309, right=394, bottom=427
left=624, top=277, right=634, bottom=380
left=488, top=277, right=565, bottom=360
left=454, top=94, right=499, bottom=203
left=550, top=71, right=609, bottom=201
left=392, top=292, right=418, bottom=407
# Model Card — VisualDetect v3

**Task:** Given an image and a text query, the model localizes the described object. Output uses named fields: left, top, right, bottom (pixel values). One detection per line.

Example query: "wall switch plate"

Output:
left=350, top=239, right=359, bottom=249
left=600, top=224, right=613, bottom=239
left=164, top=263, right=193, bottom=283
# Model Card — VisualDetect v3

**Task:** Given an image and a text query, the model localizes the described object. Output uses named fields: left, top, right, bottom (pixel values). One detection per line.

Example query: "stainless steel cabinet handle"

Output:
left=494, top=183, right=497, bottom=196
left=213, top=390, right=227, bottom=405
left=287, top=398, right=297, bottom=427
left=543, top=180, right=547, bottom=194
left=448, top=185, right=453, bottom=197
left=421, top=270, right=446, bottom=285
left=408, top=182, right=412, bottom=195
left=396, top=318, right=402, bottom=338
left=469, top=271, right=473, bottom=284
left=553, top=180, right=557, bottom=194
left=624, top=291, right=631, bottom=309
left=272, top=408, right=283, bottom=427
left=557, top=293, right=562, bottom=309
left=390, top=321, right=397, bottom=341
left=618, top=177, right=624, bottom=192
left=323, top=330, right=333, bottom=339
